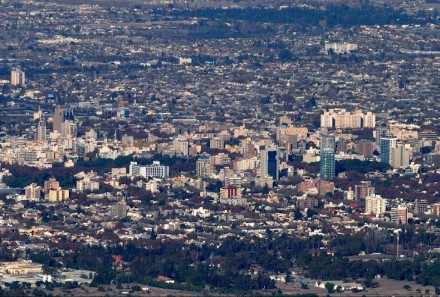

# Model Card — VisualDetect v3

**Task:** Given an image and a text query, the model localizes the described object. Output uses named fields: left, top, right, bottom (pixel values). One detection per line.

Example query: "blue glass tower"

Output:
left=320, top=134, right=335, bottom=180
left=260, top=148, right=279, bottom=180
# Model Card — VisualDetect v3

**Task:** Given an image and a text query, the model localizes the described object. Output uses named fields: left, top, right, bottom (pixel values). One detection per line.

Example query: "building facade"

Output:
left=391, top=205, right=409, bottom=224
left=321, top=109, right=375, bottom=129
left=320, top=134, right=335, bottom=180
left=10, top=68, right=25, bottom=86
left=380, top=135, right=397, bottom=165
left=354, top=181, right=375, bottom=200
left=53, top=106, right=74, bottom=134
left=129, top=161, right=170, bottom=179
left=414, top=199, right=428, bottom=215
left=25, top=183, right=41, bottom=200
left=392, top=144, right=411, bottom=168
left=37, top=115, right=47, bottom=142
left=196, top=154, right=213, bottom=178
left=260, top=147, right=279, bottom=181
left=365, top=194, right=386, bottom=216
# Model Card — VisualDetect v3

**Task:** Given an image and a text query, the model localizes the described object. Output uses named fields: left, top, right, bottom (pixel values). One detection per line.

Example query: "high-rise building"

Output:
left=220, top=186, right=242, bottom=200
left=391, top=205, right=408, bottom=224
left=129, top=161, right=170, bottom=179
left=43, top=178, right=61, bottom=193
left=320, top=134, right=335, bottom=180
left=196, top=154, right=213, bottom=178
left=62, top=121, right=77, bottom=138
left=365, top=194, right=387, bottom=216
left=53, top=108, right=62, bottom=133
left=239, top=138, right=256, bottom=158
left=76, top=177, right=100, bottom=192
left=260, top=147, right=279, bottom=180
left=392, top=144, right=411, bottom=168
left=25, top=183, right=41, bottom=200
left=320, top=109, right=375, bottom=129
left=10, top=68, right=25, bottom=86
left=53, top=106, right=74, bottom=134
left=380, top=135, right=397, bottom=165
left=210, top=137, right=225, bottom=150
left=375, top=124, right=389, bottom=146
left=414, top=199, right=428, bottom=215
left=173, top=137, right=189, bottom=156
left=37, top=115, right=47, bottom=142
left=48, top=189, right=69, bottom=202
left=355, top=181, right=375, bottom=200
left=344, top=187, right=354, bottom=200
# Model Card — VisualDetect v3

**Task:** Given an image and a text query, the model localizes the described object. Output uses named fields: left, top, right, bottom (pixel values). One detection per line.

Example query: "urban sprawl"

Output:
left=0, top=0, right=439, bottom=296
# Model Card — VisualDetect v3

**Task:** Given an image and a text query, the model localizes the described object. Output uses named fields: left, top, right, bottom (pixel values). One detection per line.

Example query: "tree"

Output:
left=306, top=209, right=317, bottom=218
left=325, top=282, right=335, bottom=293
left=285, top=271, right=292, bottom=283
left=420, top=146, right=432, bottom=154
left=262, top=185, right=270, bottom=195
left=278, top=49, right=294, bottom=61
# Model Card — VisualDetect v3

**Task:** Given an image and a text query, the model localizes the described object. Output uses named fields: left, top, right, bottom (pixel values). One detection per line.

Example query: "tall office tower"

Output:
left=380, top=135, right=397, bottom=165
left=260, top=147, right=279, bottom=180
left=196, top=154, right=213, bottom=178
left=10, top=68, right=25, bottom=86
left=37, top=114, right=47, bottom=142
left=320, top=134, right=335, bottom=180
left=415, top=199, right=428, bottom=215
left=365, top=194, right=387, bottom=216
left=53, top=106, right=74, bottom=134
left=354, top=181, right=375, bottom=200
left=392, top=144, right=411, bottom=168
left=53, top=106, right=64, bottom=133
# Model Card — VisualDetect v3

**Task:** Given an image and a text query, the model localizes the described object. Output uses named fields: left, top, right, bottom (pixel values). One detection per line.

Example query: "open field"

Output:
left=277, top=278, right=436, bottom=297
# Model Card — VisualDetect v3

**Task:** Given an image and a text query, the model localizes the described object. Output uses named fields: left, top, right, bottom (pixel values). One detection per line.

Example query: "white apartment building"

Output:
left=365, top=194, right=387, bottom=216
left=321, top=109, right=376, bottom=129
left=129, top=161, right=169, bottom=178
left=10, top=68, right=25, bottom=86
